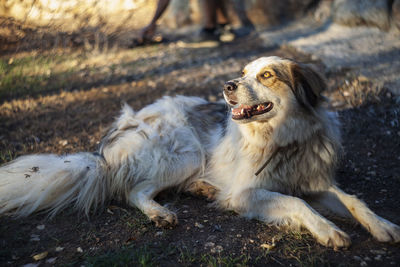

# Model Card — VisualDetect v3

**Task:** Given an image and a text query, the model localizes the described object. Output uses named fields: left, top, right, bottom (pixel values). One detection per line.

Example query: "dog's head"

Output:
left=223, top=56, right=326, bottom=123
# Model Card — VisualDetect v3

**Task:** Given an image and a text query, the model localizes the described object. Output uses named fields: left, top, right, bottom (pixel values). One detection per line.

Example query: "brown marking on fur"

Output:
left=255, top=60, right=326, bottom=111
left=256, top=67, right=279, bottom=87
left=119, top=124, right=138, bottom=132
left=256, top=65, right=293, bottom=101
left=288, top=62, right=326, bottom=109
left=186, top=180, right=218, bottom=201
left=143, top=116, right=158, bottom=124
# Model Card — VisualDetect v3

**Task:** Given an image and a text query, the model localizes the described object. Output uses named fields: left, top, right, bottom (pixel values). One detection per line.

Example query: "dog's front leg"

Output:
left=318, top=186, right=400, bottom=243
left=230, top=188, right=351, bottom=248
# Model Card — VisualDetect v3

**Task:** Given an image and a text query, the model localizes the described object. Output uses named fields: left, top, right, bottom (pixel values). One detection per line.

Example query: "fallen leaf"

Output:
left=33, top=251, right=48, bottom=261
left=260, top=243, right=275, bottom=250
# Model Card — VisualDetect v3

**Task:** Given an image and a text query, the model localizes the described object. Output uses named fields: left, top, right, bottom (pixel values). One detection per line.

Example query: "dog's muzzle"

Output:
left=224, top=81, right=237, bottom=92
left=223, top=80, right=239, bottom=105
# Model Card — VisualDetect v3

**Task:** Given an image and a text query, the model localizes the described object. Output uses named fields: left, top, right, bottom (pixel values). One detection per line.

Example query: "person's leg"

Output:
left=215, top=0, right=230, bottom=26
left=231, top=0, right=254, bottom=27
left=230, top=0, right=255, bottom=38
left=203, top=0, right=217, bottom=30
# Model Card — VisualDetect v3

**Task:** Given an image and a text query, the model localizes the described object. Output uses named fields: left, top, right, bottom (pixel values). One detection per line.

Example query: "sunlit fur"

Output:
left=0, top=57, right=399, bottom=248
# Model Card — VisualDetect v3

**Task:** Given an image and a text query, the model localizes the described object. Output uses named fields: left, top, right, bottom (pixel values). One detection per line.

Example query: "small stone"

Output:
left=211, top=245, right=223, bottom=254
left=30, top=234, right=40, bottom=242
left=182, top=210, right=188, bottom=213
left=204, top=242, right=215, bottom=249
left=360, top=261, right=367, bottom=266
left=155, top=231, right=163, bottom=237
left=374, top=255, right=382, bottom=261
left=236, top=234, right=242, bottom=238
left=207, top=235, right=217, bottom=242
left=213, top=224, right=222, bottom=232
left=36, top=225, right=45, bottom=230
left=55, top=247, right=64, bottom=252
left=370, top=249, right=386, bottom=255
left=46, top=257, right=57, bottom=264
left=77, top=247, right=83, bottom=253
left=195, top=222, right=204, bottom=229
left=364, top=257, right=371, bottom=261
left=353, top=256, right=362, bottom=261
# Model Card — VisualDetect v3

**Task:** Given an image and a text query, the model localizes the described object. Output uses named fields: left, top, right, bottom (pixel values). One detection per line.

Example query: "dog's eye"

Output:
left=263, top=71, right=272, bottom=79
left=241, top=71, right=245, bottom=77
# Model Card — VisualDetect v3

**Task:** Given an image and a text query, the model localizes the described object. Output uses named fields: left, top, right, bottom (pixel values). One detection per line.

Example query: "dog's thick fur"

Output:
left=1, top=57, right=399, bottom=248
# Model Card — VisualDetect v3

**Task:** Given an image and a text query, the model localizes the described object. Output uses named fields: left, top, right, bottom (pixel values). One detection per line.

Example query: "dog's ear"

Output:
left=289, top=62, right=326, bottom=110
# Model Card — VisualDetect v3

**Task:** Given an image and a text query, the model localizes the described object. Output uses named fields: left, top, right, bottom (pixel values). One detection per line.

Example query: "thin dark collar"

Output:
left=254, top=142, right=298, bottom=176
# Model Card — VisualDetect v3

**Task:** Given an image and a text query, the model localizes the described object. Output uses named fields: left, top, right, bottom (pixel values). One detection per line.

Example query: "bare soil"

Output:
left=0, top=30, right=399, bottom=266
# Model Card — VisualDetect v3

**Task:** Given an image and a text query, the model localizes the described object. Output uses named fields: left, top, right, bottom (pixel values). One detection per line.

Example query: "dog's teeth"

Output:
left=241, top=109, right=245, bottom=115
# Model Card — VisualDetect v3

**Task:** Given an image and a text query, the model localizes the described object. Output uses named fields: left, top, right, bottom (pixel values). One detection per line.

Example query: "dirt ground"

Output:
left=0, top=27, right=400, bottom=266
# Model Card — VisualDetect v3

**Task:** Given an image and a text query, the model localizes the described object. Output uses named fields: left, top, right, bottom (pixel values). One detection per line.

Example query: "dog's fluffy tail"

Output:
left=0, top=153, right=108, bottom=217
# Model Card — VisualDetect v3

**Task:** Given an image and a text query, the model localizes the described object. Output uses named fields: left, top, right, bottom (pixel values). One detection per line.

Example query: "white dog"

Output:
left=1, top=56, right=399, bottom=249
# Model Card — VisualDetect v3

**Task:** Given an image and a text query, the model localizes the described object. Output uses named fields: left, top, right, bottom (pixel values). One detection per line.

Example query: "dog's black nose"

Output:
left=224, top=81, right=237, bottom=92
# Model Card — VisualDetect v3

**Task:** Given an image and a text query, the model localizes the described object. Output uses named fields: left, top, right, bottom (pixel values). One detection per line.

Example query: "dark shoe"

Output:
left=232, top=24, right=255, bottom=38
left=189, top=27, right=220, bottom=43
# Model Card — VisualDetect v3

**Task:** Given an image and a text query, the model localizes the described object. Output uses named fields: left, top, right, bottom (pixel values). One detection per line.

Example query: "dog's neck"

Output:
left=233, top=108, right=327, bottom=149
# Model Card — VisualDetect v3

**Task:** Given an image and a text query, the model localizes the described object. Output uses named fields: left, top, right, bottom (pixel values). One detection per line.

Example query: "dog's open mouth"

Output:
left=231, top=102, right=273, bottom=120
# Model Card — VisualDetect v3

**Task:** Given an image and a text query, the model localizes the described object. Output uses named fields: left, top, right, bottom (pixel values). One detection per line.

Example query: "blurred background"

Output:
left=1, top=0, right=398, bottom=53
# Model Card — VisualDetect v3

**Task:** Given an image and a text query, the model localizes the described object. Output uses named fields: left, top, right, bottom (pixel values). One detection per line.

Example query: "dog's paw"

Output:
left=369, top=217, right=400, bottom=243
left=186, top=181, right=218, bottom=201
left=317, top=228, right=351, bottom=249
left=150, top=211, right=178, bottom=228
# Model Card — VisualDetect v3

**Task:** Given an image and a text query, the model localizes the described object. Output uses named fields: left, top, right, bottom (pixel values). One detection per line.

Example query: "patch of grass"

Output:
left=85, top=245, right=156, bottom=267
left=0, top=53, right=79, bottom=100
left=0, top=149, right=15, bottom=163
left=123, top=208, right=151, bottom=229
left=278, top=231, right=330, bottom=267
left=177, top=247, right=197, bottom=266
left=200, top=253, right=251, bottom=267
